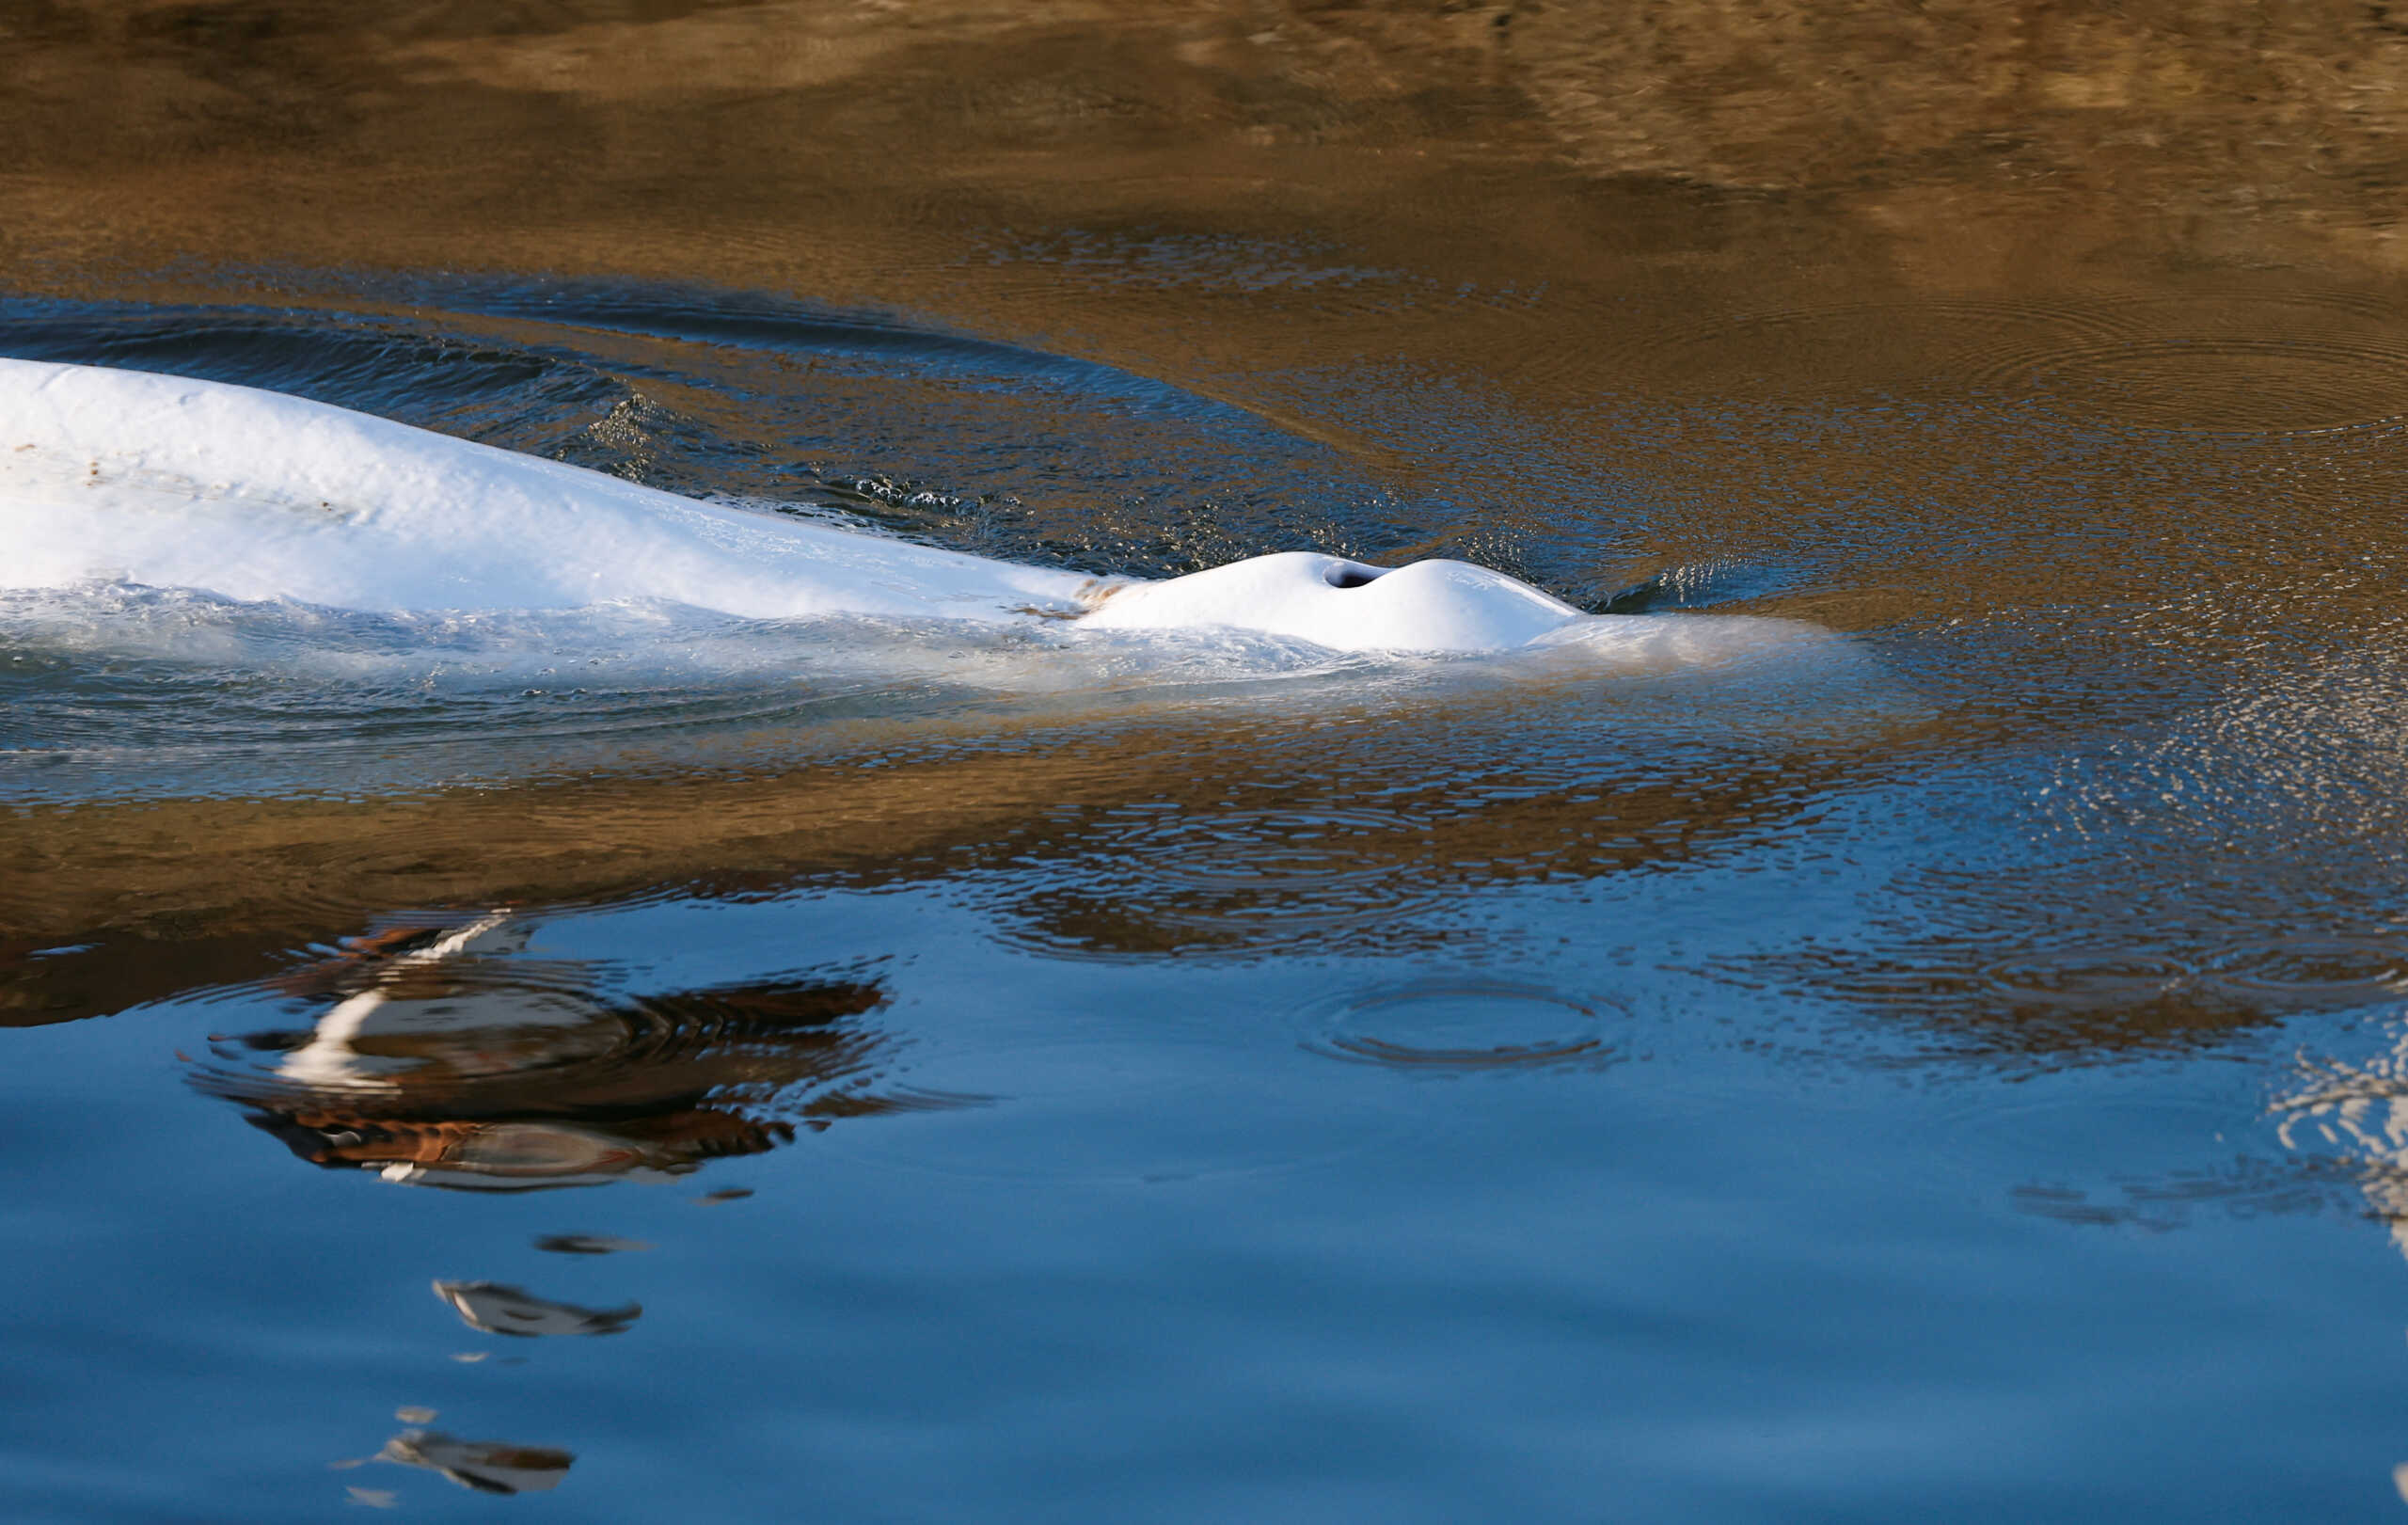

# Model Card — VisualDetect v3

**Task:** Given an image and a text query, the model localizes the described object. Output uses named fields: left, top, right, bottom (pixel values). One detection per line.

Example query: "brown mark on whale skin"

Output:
left=4, top=444, right=362, bottom=519
left=1017, top=578, right=1132, bottom=620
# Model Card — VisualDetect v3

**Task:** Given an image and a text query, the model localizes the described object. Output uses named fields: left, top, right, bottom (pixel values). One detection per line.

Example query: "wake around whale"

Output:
left=0, top=357, right=1812, bottom=660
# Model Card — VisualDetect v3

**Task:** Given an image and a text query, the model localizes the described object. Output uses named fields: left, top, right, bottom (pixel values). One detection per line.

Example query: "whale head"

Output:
left=1078, top=550, right=1585, bottom=653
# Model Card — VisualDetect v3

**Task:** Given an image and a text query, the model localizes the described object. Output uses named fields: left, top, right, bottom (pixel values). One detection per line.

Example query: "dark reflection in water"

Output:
left=433, top=1279, right=641, bottom=1338
left=364, top=1429, right=574, bottom=1497
left=186, top=911, right=944, bottom=1189
left=531, top=1232, right=651, bottom=1255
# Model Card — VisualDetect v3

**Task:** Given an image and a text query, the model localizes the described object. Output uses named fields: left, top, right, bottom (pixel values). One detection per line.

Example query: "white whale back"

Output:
left=0, top=357, right=1097, bottom=622
left=0, top=357, right=1807, bottom=659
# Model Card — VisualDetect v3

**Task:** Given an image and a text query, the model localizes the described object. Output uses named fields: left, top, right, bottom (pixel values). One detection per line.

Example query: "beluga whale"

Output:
left=0, top=357, right=1812, bottom=662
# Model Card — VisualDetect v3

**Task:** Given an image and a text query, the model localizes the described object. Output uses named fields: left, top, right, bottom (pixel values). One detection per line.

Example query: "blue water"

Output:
left=8, top=279, right=2408, bottom=1520
left=8, top=882, right=2403, bottom=1521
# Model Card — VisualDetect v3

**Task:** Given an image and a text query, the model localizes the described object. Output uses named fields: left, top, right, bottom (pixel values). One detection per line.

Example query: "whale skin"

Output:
left=0, top=357, right=1776, bottom=657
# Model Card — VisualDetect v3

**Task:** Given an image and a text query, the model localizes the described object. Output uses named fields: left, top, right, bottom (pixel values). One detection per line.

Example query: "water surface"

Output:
left=11, top=3, right=2408, bottom=1519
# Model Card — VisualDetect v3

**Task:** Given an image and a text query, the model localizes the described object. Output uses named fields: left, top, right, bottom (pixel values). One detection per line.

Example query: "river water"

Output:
left=9, top=3, right=2408, bottom=1519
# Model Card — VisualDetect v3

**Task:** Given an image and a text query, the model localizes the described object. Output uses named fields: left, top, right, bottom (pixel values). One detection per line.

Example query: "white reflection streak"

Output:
left=277, top=912, right=528, bottom=1089
left=2274, top=1026, right=2408, bottom=1259
left=2269, top=1026, right=2408, bottom=1501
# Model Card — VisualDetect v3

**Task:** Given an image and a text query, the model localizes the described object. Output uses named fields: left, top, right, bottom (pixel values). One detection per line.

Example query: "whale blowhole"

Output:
left=1323, top=563, right=1385, bottom=590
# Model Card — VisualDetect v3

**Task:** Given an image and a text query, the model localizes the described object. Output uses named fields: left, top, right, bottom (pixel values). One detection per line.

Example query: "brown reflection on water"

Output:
left=15, top=0, right=2408, bottom=401
left=184, top=909, right=939, bottom=1189
left=15, top=0, right=2408, bottom=289
left=5, top=682, right=1897, bottom=1019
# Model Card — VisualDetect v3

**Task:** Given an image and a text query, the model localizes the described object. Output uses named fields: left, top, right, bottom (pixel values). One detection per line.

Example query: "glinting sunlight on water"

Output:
left=12, top=3, right=2408, bottom=1520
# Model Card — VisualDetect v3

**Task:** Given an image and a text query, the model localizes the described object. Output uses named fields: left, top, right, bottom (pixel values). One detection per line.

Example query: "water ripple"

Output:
left=1299, top=979, right=1615, bottom=1073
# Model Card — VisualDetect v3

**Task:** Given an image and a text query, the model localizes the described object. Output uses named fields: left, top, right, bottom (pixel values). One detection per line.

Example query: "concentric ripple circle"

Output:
left=1302, top=980, right=1613, bottom=1072
left=2201, top=936, right=2408, bottom=1001
left=2004, top=337, right=2408, bottom=434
